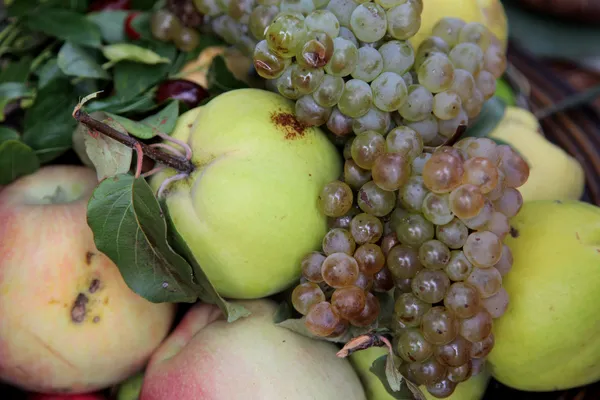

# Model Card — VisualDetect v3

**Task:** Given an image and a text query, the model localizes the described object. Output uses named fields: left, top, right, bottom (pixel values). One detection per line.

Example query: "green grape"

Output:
left=395, top=213, right=435, bottom=247
left=297, top=31, right=335, bottom=68
left=405, top=114, right=438, bottom=143
left=301, top=251, right=326, bottom=282
left=394, top=293, right=431, bottom=330
left=318, top=180, right=354, bottom=217
left=409, top=0, right=423, bottom=13
left=463, top=156, right=499, bottom=194
left=436, top=218, right=468, bottom=250
left=422, top=152, right=465, bottom=194
left=431, top=17, right=466, bottom=47
left=173, top=27, right=200, bottom=52
left=305, top=301, right=343, bottom=336
left=421, top=306, right=459, bottom=345
left=253, top=40, right=291, bottom=79
left=418, top=240, right=451, bottom=270
left=386, top=2, right=420, bottom=40
left=150, top=10, right=181, bottom=42
left=389, top=207, right=409, bottom=231
left=350, top=3, right=387, bottom=43
left=350, top=212, right=384, bottom=244
left=357, top=181, right=396, bottom=216
left=484, top=44, right=507, bottom=79
left=398, top=175, right=429, bottom=212
left=295, top=95, right=332, bottom=126
left=354, top=243, right=386, bottom=274
left=372, top=153, right=411, bottom=191
left=352, top=107, right=391, bottom=135
left=470, top=333, right=495, bottom=358
left=445, top=250, right=474, bottom=282
left=328, top=204, right=361, bottom=230
left=402, top=71, right=414, bottom=86
left=482, top=288, right=509, bottom=319
left=292, top=282, right=326, bottom=315
left=305, top=10, right=341, bottom=39
left=449, top=43, right=484, bottom=75
left=396, top=328, right=434, bottom=363
left=331, top=286, right=366, bottom=319
left=351, top=47, right=384, bottom=82
left=398, top=84, right=434, bottom=122
left=193, top=0, right=221, bottom=16
left=497, top=145, right=530, bottom=188
left=350, top=130, right=386, bottom=169
left=448, top=183, right=485, bottom=220
left=249, top=5, right=280, bottom=40
left=458, top=22, right=491, bottom=50
left=291, top=64, right=325, bottom=94
left=409, top=358, right=448, bottom=386
left=434, top=335, right=472, bottom=367
left=464, top=231, right=503, bottom=269
left=427, top=379, right=457, bottom=398
left=349, top=292, right=380, bottom=327
left=459, top=309, right=493, bottom=343
left=411, top=153, right=431, bottom=175
left=463, top=88, right=484, bottom=119
left=476, top=70, right=497, bottom=100
left=443, top=281, right=481, bottom=318
left=421, top=192, right=453, bottom=225
left=378, top=40, right=415, bottom=75
left=450, top=69, right=476, bottom=103
left=417, top=53, right=455, bottom=93
left=229, top=0, right=254, bottom=23
left=438, top=107, right=468, bottom=138
left=312, top=74, right=345, bottom=107
left=338, top=79, right=373, bottom=118
left=385, top=126, right=423, bottom=160
left=387, top=244, right=422, bottom=280
left=265, top=13, right=307, bottom=58
left=414, top=36, right=450, bottom=69
left=325, top=37, right=359, bottom=77
left=461, top=198, right=494, bottom=230
left=327, top=107, right=354, bottom=136
left=432, top=90, right=462, bottom=120
left=339, top=26, right=359, bottom=46
left=321, top=252, right=360, bottom=288
left=326, top=0, right=359, bottom=28
left=411, top=269, right=450, bottom=304
left=276, top=67, right=302, bottom=100
left=322, top=228, right=356, bottom=256
left=281, top=0, right=316, bottom=15
left=447, top=362, right=473, bottom=383
left=344, top=159, right=372, bottom=190
left=371, top=72, right=408, bottom=112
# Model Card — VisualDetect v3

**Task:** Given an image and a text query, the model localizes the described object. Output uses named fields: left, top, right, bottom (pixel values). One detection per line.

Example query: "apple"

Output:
left=0, top=165, right=177, bottom=394
left=116, top=372, right=144, bottom=400
left=139, top=299, right=367, bottom=400
left=27, top=392, right=106, bottom=400
left=150, top=88, right=342, bottom=299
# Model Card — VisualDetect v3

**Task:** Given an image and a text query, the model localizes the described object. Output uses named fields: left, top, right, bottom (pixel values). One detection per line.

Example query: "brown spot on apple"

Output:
left=89, top=278, right=101, bottom=293
left=93, top=316, right=100, bottom=323
left=509, top=226, right=519, bottom=238
left=71, top=293, right=89, bottom=323
left=85, top=251, right=95, bottom=265
left=271, top=110, right=306, bottom=140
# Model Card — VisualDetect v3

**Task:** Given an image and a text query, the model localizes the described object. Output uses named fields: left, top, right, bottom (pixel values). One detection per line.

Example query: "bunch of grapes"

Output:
left=150, top=8, right=202, bottom=51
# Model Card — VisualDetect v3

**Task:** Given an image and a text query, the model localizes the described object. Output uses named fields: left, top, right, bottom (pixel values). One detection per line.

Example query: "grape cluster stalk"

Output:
left=159, top=1, right=522, bottom=398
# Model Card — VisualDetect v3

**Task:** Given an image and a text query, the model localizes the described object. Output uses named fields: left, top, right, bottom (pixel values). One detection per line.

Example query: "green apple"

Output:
left=151, top=89, right=342, bottom=299
left=488, top=200, right=600, bottom=391
left=116, top=372, right=144, bottom=400
left=349, top=347, right=490, bottom=400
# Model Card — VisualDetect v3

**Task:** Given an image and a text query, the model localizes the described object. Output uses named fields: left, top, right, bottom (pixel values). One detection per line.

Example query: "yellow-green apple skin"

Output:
left=139, top=299, right=367, bottom=400
left=0, top=166, right=177, bottom=394
left=350, top=347, right=491, bottom=400
left=150, top=89, right=342, bottom=299
left=488, top=200, right=600, bottom=391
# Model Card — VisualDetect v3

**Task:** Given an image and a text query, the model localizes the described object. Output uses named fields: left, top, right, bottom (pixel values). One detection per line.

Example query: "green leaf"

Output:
left=87, top=10, right=128, bottom=44
left=86, top=92, right=158, bottom=115
left=128, top=11, right=154, bottom=42
left=22, top=9, right=103, bottom=48
left=35, top=58, right=66, bottom=89
left=463, top=96, right=506, bottom=139
left=369, top=356, right=419, bottom=400
left=0, top=56, right=33, bottom=84
left=0, top=126, right=20, bottom=144
left=102, top=43, right=171, bottom=65
left=103, top=113, right=157, bottom=139
left=87, top=174, right=200, bottom=303
left=139, top=100, right=179, bottom=135
left=84, top=119, right=133, bottom=181
left=0, top=82, right=35, bottom=122
left=0, top=140, right=40, bottom=185
left=207, top=55, right=249, bottom=94
left=57, top=42, right=111, bottom=80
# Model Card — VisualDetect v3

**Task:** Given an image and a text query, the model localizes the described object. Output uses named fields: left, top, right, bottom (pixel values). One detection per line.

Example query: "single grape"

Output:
left=395, top=278, right=413, bottom=296
left=422, top=152, right=465, bottom=194
left=493, top=187, right=524, bottom=218
left=447, top=361, right=472, bottom=383
left=378, top=40, right=415, bottom=75
left=396, top=328, right=434, bottom=363
left=349, top=291, right=380, bottom=327
left=380, top=233, right=399, bottom=256
left=253, top=39, right=291, bottom=79
left=338, top=79, right=373, bottom=118
left=354, top=270, right=374, bottom=291
left=438, top=108, right=468, bottom=138
left=305, top=9, right=341, bottom=39
left=431, top=90, right=462, bottom=121
left=328, top=204, right=361, bottom=230
left=467, top=266, right=502, bottom=299
left=409, top=359, right=448, bottom=386
left=372, top=153, right=411, bottom=191
left=326, top=0, right=359, bottom=28
left=394, top=293, right=431, bottom=329
left=470, top=333, right=495, bottom=360
left=436, top=218, right=468, bottom=249
left=350, top=212, right=384, bottom=244
left=461, top=197, right=494, bottom=230
left=497, top=145, right=530, bottom=188
left=462, top=157, right=499, bottom=194
left=398, top=84, right=434, bottom=122
left=449, top=42, right=484, bottom=75
left=351, top=46, right=384, bottom=82
left=437, top=145, right=466, bottom=161
left=150, top=10, right=181, bottom=42
left=353, top=106, right=391, bottom=135
left=312, top=74, right=345, bottom=107
left=318, top=180, right=353, bottom=217
left=448, top=184, right=485, bottom=219
left=276, top=66, right=302, bottom=99
left=387, top=244, right=422, bottom=280
left=463, top=88, right=484, bottom=119
left=482, top=287, right=509, bottom=318
left=373, top=266, right=395, bottom=292
left=444, top=251, right=474, bottom=282
left=418, top=53, right=455, bottom=94
left=450, top=69, right=476, bottom=103
left=426, top=379, right=457, bottom=398
left=344, top=159, right=372, bottom=190
left=434, top=335, right=472, bottom=367
left=292, top=282, right=327, bottom=314
left=483, top=211, right=510, bottom=240
left=265, top=13, right=307, bottom=58
left=486, top=169, right=505, bottom=201
left=296, top=94, right=332, bottom=126
left=371, top=72, right=408, bottom=112
left=328, top=318, right=350, bottom=338
left=471, top=357, right=485, bottom=377
left=412, top=269, right=450, bottom=303
left=350, top=2, right=387, bottom=43
left=494, top=245, right=513, bottom=276
left=321, top=252, right=360, bottom=288
left=421, top=306, right=459, bottom=345
left=404, top=114, right=439, bottom=144
left=280, top=0, right=315, bottom=14
left=354, top=243, right=385, bottom=274
left=328, top=107, right=354, bottom=136
left=431, top=17, right=466, bottom=47
left=386, top=2, right=420, bottom=40
left=414, top=36, right=450, bottom=68
left=476, top=70, right=496, bottom=100
left=397, top=176, right=428, bottom=213
left=458, top=22, right=491, bottom=50
left=386, top=126, right=423, bottom=159
left=351, top=130, right=386, bottom=169
left=249, top=5, right=280, bottom=40
left=296, top=31, right=335, bottom=68
left=211, top=15, right=241, bottom=46
left=484, top=44, right=507, bottom=79
left=324, top=37, right=359, bottom=77
left=338, top=26, right=359, bottom=46
left=194, top=0, right=222, bottom=16
left=395, top=213, right=435, bottom=246
left=331, top=286, right=366, bottom=319
left=322, top=228, right=356, bottom=256
left=291, top=64, right=325, bottom=94
left=418, top=240, right=451, bottom=270
left=305, top=301, right=342, bottom=336
left=411, top=153, right=432, bottom=175
left=444, top=281, right=481, bottom=318
left=357, top=181, right=396, bottom=216
left=459, top=309, right=493, bottom=343
left=301, top=251, right=326, bottom=282
left=464, top=231, right=503, bottom=268
left=421, top=192, right=454, bottom=225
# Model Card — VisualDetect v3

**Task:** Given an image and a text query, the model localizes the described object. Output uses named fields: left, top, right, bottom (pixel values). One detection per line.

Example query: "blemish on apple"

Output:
left=89, top=279, right=101, bottom=293
left=85, top=251, right=95, bottom=265
left=270, top=110, right=306, bottom=140
left=71, top=293, right=89, bottom=323
left=509, top=226, right=519, bottom=238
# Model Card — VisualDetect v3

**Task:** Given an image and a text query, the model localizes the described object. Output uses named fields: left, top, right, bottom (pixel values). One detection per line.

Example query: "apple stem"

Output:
left=73, top=109, right=195, bottom=174
left=149, top=143, right=185, bottom=158
left=157, top=173, right=188, bottom=198
left=134, top=142, right=144, bottom=179
left=423, top=124, right=467, bottom=153
left=157, top=131, right=193, bottom=160
left=142, top=165, right=167, bottom=178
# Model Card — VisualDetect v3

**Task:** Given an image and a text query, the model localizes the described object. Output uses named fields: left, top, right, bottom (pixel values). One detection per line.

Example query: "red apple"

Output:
left=0, top=166, right=177, bottom=394
left=140, top=299, right=367, bottom=400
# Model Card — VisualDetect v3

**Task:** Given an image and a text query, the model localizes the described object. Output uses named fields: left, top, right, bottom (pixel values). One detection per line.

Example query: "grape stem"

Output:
left=73, top=109, right=195, bottom=175
left=336, top=332, right=393, bottom=358
left=423, top=124, right=467, bottom=153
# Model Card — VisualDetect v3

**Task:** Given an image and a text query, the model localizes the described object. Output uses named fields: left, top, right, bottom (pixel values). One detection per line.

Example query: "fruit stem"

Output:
left=423, top=124, right=467, bottom=153
left=73, top=109, right=195, bottom=174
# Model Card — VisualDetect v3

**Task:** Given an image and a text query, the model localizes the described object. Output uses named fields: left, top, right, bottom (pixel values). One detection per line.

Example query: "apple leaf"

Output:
left=0, top=82, right=36, bottom=122
left=102, top=43, right=171, bottom=65
left=83, top=119, right=132, bottom=180
left=0, top=126, right=20, bottom=144
left=22, top=8, right=103, bottom=48
left=104, top=100, right=180, bottom=139
left=370, top=355, right=421, bottom=400
left=57, top=42, right=111, bottom=80
left=87, top=10, right=128, bottom=44
left=87, top=173, right=200, bottom=303
left=0, top=139, right=41, bottom=185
